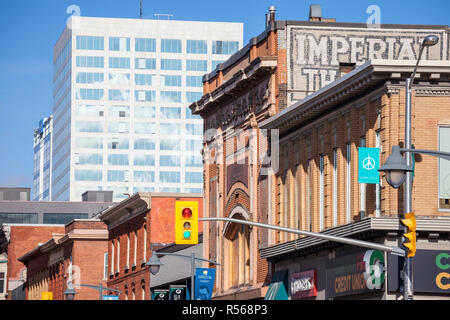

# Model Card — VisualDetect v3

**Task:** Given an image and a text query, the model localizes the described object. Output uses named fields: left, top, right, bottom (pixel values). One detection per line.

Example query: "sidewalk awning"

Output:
left=264, top=269, right=289, bottom=300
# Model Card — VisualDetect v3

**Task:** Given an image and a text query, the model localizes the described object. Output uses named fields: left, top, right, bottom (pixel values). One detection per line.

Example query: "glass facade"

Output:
left=50, top=18, right=242, bottom=201
left=43, top=213, right=88, bottom=224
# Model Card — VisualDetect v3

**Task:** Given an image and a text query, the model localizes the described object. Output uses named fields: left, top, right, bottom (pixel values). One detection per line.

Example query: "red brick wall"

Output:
left=7, top=226, right=64, bottom=293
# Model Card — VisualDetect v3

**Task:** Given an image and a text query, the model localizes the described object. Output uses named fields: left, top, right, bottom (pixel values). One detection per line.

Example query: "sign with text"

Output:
left=358, top=147, right=380, bottom=184
left=41, top=292, right=53, bottom=300
left=152, top=289, right=169, bottom=300
left=194, top=268, right=216, bottom=300
left=290, top=269, right=317, bottom=299
left=102, top=295, right=119, bottom=300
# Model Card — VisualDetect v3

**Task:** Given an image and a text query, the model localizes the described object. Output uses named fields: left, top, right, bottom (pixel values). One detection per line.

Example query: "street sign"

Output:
left=102, top=295, right=119, bottom=300
left=194, top=268, right=216, bottom=300
left=169, top=285, right=187, bottom=300
left=41, top=292, right=53, bottom=300
left=153, top=289, right=169, bottom=300
left=358, top=147, right=380, bottom=184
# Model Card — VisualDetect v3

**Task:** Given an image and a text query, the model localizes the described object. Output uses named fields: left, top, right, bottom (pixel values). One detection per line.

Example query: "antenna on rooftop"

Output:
left=154, top=13, right=174, bottom=20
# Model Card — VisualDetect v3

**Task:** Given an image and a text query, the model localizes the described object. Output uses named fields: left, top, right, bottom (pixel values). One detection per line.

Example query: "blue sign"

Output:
left=358, top=147, right=380, bottom=184
left=194, top=268, right=216, bottom=300
left=103, top=295, right=119, bottom=300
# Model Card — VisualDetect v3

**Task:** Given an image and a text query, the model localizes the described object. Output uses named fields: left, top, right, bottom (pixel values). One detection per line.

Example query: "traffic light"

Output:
left=175, top=201, right=198, bottom=245
left=401, top=212, right=416, bottom=257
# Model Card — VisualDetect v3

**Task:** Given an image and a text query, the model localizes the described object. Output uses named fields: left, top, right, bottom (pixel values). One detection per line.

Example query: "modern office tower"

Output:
left=51, top=17, right=243, bottom=201
left=33, top=117, right=53, bottom=201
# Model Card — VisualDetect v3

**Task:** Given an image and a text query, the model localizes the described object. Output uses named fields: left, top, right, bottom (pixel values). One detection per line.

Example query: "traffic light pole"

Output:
left=199, top=217, right=405, bottom=256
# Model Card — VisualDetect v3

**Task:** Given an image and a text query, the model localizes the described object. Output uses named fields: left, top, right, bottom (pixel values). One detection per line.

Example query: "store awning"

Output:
left=264, top=269, right=289, bottom=300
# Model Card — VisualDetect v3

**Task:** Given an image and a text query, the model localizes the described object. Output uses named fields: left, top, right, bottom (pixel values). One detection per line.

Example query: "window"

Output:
left=185, top=123, right=203, bottom=135
left=185, top=172, right=202, bottom=184
left=160, top=139, right=180, bottom=151
left=76, top=56, right=104, bottom=68
left=126, top=233, right=130, bottom=268
left=109, top=106, right=130, bottom=118
left=185, top=140, right=202, bottom=152
left=117, top=238, right=120, bottom=273
left=306, top=160, right=312, bottom=231
left=186, top=155, right=202, bottom=167
left=135, top=38, right=156, bottom=52
left=135, top=106, right=156, bottom=118
left=134, top=171, right=155, bottom=183
left=0, top=272, right=4, bottom=294
left=161, top=59, right=182, bottom=71
left=186, top=108, right=202, bottom=120
left=333, top=149, right=338, bottom=227
left=162, top=75, right=181, bottom=87
left=111, top=241, right=115, bottom=275
left=160, top=123, right=181, bottom=135
left=186, top=76, right=203, bottom=87
left=109, top=89, right=130, bottom=101
left=109, top=57, right=130, bottom=69
left=161, top=91, right=181, bottom=103
left=108, top=138, right=129, bottom=150
left=0, top=213, right=38, bottom=224
left=134, top=122, right=156, bottom=134
left=160, top=171, right=180, bottom=183
left=108, top=122, right=129, bottom=133
left=75, top=121, right=103, bottom=133
left=161, top=39, right=182, bottom=53
left=104, top=253, right=108, bottom=279
left=187, top=40, right=207, bottom=54
left=134, top=138, right=155, bottom=150
left=76, top=36, right=104, bottom=50
left=186, top=92, right=203, bottom=103
left=135, top=58, right=156, bottom=70
left=185, top=188, right=202, bottom=193
left=439, top=126, right=450, bottom=209
left=75, top=137, right=103, bottom=149
left=75, top=104, right=104, bottom=117
left=160, top=107, right=181, bottom=119
left=75, top=153, right=103, bottom=165
left=76, top=88, right=104, bottom=100
left=135, top=90, right=155, bottom=102
left=346, top=143, right=351, bottom=223
left=108, top=170, right=129, bottom=182
left=75, top=169, right=102, bottom=181
left=134, top=154, right=155, bottom=166
left=43, top=213, right=88, bottom=224
left=160, top=155, right=180, bottom=167
left=135, top=74, right=152, bottom=86
left=109, top=73, right=130, bottom=85
left=212, top=41, right=239, bottom=55
left=76, top=72, right=104, bottom=84
left=108, top=154, right=129, bottom=166
left=186, top=60, right=207, bottom=72
left=134, top=231, right=138, bottom=267
left=160, top=187, right=181, bottom=193
left=109, top=37, right=130, bottom=51
left=319, top=155, right=324, bottom=231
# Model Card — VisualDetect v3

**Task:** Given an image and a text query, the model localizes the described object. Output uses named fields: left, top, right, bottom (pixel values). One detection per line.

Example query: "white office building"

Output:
left=33, top=116, right=53, bottom=201
left=51, top=16, right=243, bottom=201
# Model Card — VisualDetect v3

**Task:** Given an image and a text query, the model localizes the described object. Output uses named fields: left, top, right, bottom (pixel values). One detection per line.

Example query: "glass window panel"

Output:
left=109, top=105, right=130, bottom=118
left=134, top=138, right=155, bottom=150
left=135, top=122, right=156, bottom=134
left=185, top=172, right=203, bottom=183
left=161, top=39, right=182, bottom=53
left=185, top=123, right=203, bottom=135
left=160, top=107, right=181, bottom=119
left=186, top=76, right=203, bottom=87
left=185, top=140, right=203, bottom=152
left=184, top=188, right=202, bottom=193
left=212, top=60, right=224, bottom=70
left=109, top=89, right=130, bottom=101
left=186, top=108, right=202, bottom=120
left=135, top=38, right=156, bottom=52
left=43, top=213, right=88, bottom=224
left=76, top=36, right=104, bottom=50
left=160, top=59, right=182, bottom=71
left=75, top=169, right=102, bottom=181
left=135, top=58, right=156, bottom=70
left=160, top=123, right=181, bottom=135
left=108, top=122, right=129, bottom=133
left=108, top=138, right=129, bottom=150
left=186, top=60, right=207, bottom=72
left=186, top=92, right=203, bottom=103
left=159, top=171, right=180, bottom=183
left=135, top=106, right=156, bottom=118
left=76, top=72, right=104, bottom=84
left=186, top=40, right=207, bottom=54
left=0, top=213, right=38, bottom=224
left=160, top=139, right=181, bottom=151
left=134, top=154, right=155, bottom=166
left=76, top=153, right=103, bottom=165
left=109, top=73, right=130, bottom=85
left=75, top=137, right=103, bottom=149
left=76, top=88, right=104, bottom=101
left=135, top=74, right=152, bottom=86
left=135, top=90, right=156, bottom=102
left=107, top=170, right=129, bottom=182
left=162, top=75, right=182, bottom=87
left=161, top=91, right=181, bottom=103
left=76, top=56, right=104, bottom=68
left=108, top=154, right=129, bottom=166
left=109, top=37, right=130, bottom=51
left=109, top=57, right=130, bottom=69
left=134, top=171, right=155, bottom=182
left=439, top=127, right=450, bottom=209
left=185, top=155, right=202, bottom=167
left=160, top=155, right=181, bottom=167
left=212, top=41, right=239, bottom=55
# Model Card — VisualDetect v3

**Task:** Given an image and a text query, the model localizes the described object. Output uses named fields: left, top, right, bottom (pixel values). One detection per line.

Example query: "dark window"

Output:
left=43, top=213, right=88, bottom=225
left=0, top=213, right=38, bottom=224
left=0, top=272, right=4, bottom=294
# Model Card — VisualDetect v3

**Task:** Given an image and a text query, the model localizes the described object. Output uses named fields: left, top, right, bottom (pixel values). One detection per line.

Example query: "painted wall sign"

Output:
left=326, top=249, right=385, bottom=298
left=290, top=269, right=317, bottom=299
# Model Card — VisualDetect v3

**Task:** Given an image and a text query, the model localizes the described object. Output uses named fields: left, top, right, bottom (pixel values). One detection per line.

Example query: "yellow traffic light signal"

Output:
left=401, top=212, right=416, bottom=257
left=175, top=201, right=198, bottom=245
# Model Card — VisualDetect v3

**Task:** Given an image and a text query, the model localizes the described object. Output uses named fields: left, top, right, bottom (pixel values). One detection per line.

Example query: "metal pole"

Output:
left=404, top=78, right=414, bottom=300
left=191, top=252, right=195, bottom=300
left=199, top=217, right=405, bottom=256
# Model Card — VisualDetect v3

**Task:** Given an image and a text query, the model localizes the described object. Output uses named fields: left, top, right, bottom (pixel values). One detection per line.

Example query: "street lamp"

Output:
left=378, top=146, right=413, bottom=188
left=64, top=282, right=77, bottom=300
left=379, top=34, right=439, bottom=300
left=146, top=251, right=164, bottom=275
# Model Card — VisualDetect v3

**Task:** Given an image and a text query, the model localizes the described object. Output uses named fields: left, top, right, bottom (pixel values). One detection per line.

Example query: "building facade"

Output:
left=51, top=16, right=243, bottom=202
left=19, top=219, right=108, bottom=300
left=189, top=6, right=450, bottom=299
left=33, top=116, right=53, bottom=201
left=260, top=59, right=450, bottom=299
left=98, top=192, right=203, bottom=300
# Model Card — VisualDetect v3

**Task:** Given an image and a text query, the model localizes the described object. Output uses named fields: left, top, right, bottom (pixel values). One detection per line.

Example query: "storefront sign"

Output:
left=152, top=289, right=169, bottom=300
left=170, top=285, right=187, bottom=300
left=326, top=249, right=385, bottom=299
left=388, top=250, right=450, bottom=294
left=290, top=270, right=317, bottom=299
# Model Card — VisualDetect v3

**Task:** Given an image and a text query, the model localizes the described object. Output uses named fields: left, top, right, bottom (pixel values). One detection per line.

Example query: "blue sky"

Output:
left=0, top=0, right=449, bottom=189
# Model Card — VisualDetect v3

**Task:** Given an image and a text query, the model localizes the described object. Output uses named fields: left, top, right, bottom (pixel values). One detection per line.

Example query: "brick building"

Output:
left=98, top=192, right=203, bottom=300
left=260, top=60, right=450, bottom=299
left=189, top=6, right=450, bottom=299
left=18, top=219, right=108, bottom=300
left=0, top=224, right=65, bottom=299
